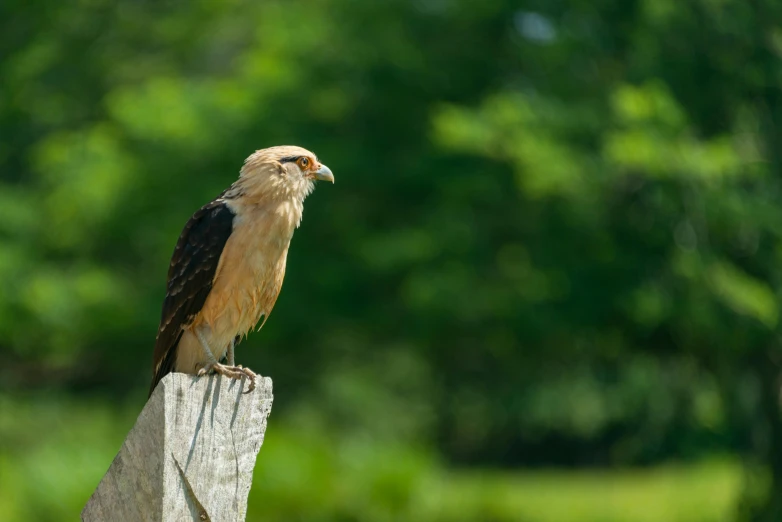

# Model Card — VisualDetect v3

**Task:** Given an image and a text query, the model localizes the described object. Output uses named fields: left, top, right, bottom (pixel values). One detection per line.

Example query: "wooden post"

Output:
left=82, top=373, right=273, bottom=522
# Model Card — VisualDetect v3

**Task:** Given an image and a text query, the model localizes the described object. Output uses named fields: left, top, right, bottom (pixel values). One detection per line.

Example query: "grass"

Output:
left=431, top=462, right=740, bottom=522
left=0, top=394, right=743, bottom=522
left=250, top=424, right=741, bottom=522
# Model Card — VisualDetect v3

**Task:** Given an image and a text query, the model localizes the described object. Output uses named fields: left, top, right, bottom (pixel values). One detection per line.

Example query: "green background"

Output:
left=2, top=0, right=782, bottom=520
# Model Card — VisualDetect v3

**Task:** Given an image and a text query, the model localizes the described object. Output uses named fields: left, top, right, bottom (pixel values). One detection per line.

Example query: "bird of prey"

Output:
left=149, top=145, right=334, bottom=397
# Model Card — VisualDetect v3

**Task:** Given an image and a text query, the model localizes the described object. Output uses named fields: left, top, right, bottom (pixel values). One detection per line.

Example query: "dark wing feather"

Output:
left=148, top=199, right=235, bottom=397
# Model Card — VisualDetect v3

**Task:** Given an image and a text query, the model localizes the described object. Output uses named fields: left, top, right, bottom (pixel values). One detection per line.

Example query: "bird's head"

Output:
left=236, top=145, right=334, bottom=204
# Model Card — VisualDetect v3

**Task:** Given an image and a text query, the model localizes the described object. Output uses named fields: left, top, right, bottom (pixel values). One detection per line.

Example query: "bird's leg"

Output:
left=196, top=328, right=219, bottom=365
left=226, top=337, right=236, bottom=366
left=195, top=329, right=256, bottom=394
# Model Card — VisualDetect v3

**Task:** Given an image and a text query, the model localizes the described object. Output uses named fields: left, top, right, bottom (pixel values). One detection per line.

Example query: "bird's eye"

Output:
left=298, top=157, right=310, bottom=169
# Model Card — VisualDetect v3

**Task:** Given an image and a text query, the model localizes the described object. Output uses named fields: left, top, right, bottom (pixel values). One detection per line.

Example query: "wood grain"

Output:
left=82, top=373, right=273, bottom=522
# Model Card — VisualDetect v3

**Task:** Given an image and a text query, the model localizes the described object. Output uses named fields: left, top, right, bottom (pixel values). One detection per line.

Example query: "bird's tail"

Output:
left=148, top=344, right=177, bottom=398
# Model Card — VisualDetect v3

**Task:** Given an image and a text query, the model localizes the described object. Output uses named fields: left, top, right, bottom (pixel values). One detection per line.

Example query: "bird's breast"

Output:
left=195, top=209, right=293, bottom=347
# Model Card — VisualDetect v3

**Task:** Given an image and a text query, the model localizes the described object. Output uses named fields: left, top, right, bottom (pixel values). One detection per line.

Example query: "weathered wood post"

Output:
left=81, top=373, right=273, bottom=522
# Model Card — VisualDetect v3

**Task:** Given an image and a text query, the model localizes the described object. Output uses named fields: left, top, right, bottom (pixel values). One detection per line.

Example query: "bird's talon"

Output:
left=197, top=362, right=257, bottom=394
left=240, top=367, right=257, bottom=394
left=242, top=379, right=256, bottom=394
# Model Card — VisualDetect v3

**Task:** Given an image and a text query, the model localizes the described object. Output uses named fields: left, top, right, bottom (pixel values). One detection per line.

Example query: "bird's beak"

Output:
left=314, top=164, right=335, bottom=183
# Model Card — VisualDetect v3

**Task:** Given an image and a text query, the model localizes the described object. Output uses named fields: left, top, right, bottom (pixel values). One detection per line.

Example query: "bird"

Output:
left=148, top=145, right=334, bottom=398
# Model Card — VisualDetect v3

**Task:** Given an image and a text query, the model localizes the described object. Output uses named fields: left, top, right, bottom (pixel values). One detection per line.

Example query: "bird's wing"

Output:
left=149, top=198, right=235, bottom=397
